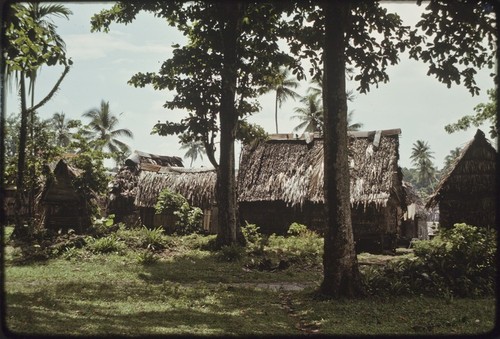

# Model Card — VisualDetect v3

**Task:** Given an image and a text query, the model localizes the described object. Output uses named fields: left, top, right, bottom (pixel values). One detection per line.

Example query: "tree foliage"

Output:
left=445, top=88, right=497, bottom=138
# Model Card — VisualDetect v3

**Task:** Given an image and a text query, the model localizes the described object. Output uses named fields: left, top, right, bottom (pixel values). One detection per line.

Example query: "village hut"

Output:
left=106, top=150, right=183, bottom=223
left=426, top=129, right=496, bottom=230
left=237, top=129, right=406, bottom=253
left=37, top=159, right=93, bottom=233
left=400, top=181, right=428, bottom=245
left=134, top=167, right=218, bottom=233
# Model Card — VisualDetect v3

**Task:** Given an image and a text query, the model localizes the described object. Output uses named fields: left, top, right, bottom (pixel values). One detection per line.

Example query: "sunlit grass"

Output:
left=3, top=225, right=496, bottom=336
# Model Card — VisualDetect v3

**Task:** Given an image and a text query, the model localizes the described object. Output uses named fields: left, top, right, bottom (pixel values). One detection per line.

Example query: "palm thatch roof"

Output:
left=426, top=129, right=496, bottom=209
left=135, top=167, right=217, bottom=210
left=238, top=129, right=405, bottom=209
left=107, top=150, right=184, bottom=217
left=125, top=150, right=184, bottom=170
left=40, top=159, right=85, bottom=203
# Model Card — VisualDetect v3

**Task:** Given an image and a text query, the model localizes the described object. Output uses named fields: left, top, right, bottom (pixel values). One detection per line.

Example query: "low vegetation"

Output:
left=4, top=222, right=496, bottom=336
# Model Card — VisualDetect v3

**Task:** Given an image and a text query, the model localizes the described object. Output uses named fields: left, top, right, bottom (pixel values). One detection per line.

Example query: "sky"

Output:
left=4, top=2, right=496, bottom=170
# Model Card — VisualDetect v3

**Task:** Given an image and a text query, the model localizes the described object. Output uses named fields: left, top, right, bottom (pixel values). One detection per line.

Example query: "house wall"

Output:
left=350, top=201, right=400, bottom=252
left=239, top=199, right=401, bottom=253
left=41, top=202, right=90, bottom=233
left=140, top=206, right=218, bottom=234
left=238, top=201, right=324, bottom=235
left=438, top=196, right=496, bottom=229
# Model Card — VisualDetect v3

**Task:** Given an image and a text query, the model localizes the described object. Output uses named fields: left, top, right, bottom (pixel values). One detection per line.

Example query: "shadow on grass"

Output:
left=5, top=279, right=295, bottom=336
left=136, top=251, right=321, bottom=286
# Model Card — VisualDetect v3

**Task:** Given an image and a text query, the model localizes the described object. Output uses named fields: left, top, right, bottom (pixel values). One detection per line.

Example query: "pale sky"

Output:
left=5, top=2, right=496, bottom=170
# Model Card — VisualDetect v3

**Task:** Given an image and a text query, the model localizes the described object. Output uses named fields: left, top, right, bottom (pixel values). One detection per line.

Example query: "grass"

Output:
left=3, top=225, right=497, bottom=336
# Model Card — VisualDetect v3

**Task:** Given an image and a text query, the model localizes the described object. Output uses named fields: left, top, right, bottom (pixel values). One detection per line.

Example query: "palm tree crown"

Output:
left=410, top=140, right=436, bottom=186
left=265, top=67, right=300, bottom=133
left=50, top=112, right=73, bottom=147
left=180, top=140, right=206, bottom=167
left=291, top=94, right=324, bottom=134
left=82, top=100, right=134, bottom=155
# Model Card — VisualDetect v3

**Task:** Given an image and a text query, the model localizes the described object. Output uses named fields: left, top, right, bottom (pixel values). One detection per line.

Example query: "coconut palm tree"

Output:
left=291, top=94, right=324, bottom=134
left=5, top=3, right=72, bottom=237
left=82, top=100, right=134, bottom=156
left=410, top=140, right=436, bottom=186
left=180, top=140, right=206, bottom=167
left=347, top=111, right=363, bottom=131
left=307, top=75, right=361, bottom=131
left=265, top=67, right=300, bottom=133
left=442, top=147, right=462, bottom=174
left=50, top=112, right=76, bottom=148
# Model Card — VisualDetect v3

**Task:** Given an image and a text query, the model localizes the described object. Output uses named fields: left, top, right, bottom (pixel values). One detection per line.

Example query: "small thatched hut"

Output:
left=107, top=150, right=184, bottom=223
left=400, top=181, right=428, bottom=244
left=426, top=129, right=496, bottom=229
left=37, top=159, right=93, bottom=233
left=237, top=129, right=406, bottom=252
left=135, top=167, right=217, bottom=233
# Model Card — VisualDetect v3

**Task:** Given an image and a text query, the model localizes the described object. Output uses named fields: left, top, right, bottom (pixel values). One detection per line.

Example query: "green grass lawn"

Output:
left=3, top=226, right=497, bottom=336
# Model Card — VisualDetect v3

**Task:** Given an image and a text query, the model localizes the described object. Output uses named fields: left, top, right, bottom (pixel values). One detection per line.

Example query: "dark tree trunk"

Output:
left=320, top=1, right=364, bottom=298
left=275, top=91, right=279, bottom=134
left=13, top=74, right=29, bottom=238
left=215, top=1, right=245, bottom=247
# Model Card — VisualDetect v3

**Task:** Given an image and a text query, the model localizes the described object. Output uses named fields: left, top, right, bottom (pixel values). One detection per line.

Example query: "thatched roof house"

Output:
left=106, top=150, right=184, bottom=223
left=134, top=167, right=217, bottom=232
left=426, top=129, right=496, bottom=229
left=400, top=181, right=428, bottom=242
left=238, top=129, right=406, bottom=252
left=37, top=159, right=93, bottom=233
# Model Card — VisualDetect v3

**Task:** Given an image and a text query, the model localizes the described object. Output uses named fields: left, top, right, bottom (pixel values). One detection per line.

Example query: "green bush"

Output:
left=136, top=250, right=159, bottom=265
left=217, top=244, right=245, bottom=262
left=266, top=224, right=323, bottom=267
left=363, top=223, right=496, bottom=297
left=287, top=222, right=309, bottom=236
left=139, top=226, right=168, bottom=251
left=155, top=188, right=204, bottom=235
left=86, top=234, right=125, bottom=254
left=241, top=222, right=266, bottom=254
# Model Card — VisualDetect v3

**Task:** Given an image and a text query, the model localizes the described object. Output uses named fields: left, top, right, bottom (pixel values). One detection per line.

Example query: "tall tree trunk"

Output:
left=215, top=1, right=244, bottom=247
left=275, top=91, right=279, bottom=134
left=13, top=74, right=29, bottom=238
left=320, top=1, right=364, bottom=298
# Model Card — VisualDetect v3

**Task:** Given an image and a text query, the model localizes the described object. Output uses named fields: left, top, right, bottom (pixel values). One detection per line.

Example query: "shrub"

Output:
left=363, top=223, right=496, bottom=297
left=136, top=250, right=159, bottom=265
left=287, top=222, right=309, bottom=236
left=139, top=226, right=168, bottom=251
left=267, top=224, right=323, bottom=267
left=90, top=214, right=116, bottom=236
left=217, top=244, right=245, bottom=262
left=86, top=234, right=125, bottom=254
left=155, top=188, right=204, bottom=235
left=241, top=222, right=266, bottom=254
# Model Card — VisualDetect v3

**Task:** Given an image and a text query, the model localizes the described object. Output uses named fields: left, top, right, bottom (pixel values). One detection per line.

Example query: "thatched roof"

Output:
left=107, top=150, right=185, bottom=213
left=238, top=129, right=405, bottom=209
left=40, top=159, right=84, bottom=202
left=125, top=150, right=183, bottom=169
left=135, top=167, right=217, bottom=209
left=426, top=129, right=497, bottom=209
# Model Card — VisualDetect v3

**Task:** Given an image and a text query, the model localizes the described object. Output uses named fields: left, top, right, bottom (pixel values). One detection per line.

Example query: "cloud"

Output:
left=65, top=31, right=174, bottom=61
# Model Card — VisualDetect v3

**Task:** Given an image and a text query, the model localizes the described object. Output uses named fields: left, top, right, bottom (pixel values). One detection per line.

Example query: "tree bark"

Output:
left=320, top=1, right=364, bottom=298
left=215, top=1, right=244, bottom=247
left=13, top=74, right=29, bottom=238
